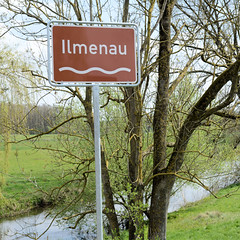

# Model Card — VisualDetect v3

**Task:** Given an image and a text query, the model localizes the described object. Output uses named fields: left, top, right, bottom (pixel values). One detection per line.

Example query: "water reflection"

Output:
left=0, top=210, right=96, bottom=240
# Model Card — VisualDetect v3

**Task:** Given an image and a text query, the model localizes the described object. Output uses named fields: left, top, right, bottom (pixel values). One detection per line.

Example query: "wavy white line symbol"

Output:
left=59, top=67, right=131, bottom=75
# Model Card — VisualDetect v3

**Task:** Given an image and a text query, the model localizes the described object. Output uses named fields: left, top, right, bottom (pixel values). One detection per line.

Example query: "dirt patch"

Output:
left=194, top=211, right=222, bottom=220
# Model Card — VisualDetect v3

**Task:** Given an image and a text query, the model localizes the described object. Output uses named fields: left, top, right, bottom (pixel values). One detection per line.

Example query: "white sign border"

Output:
left=47, top=20, right=141, bottom=87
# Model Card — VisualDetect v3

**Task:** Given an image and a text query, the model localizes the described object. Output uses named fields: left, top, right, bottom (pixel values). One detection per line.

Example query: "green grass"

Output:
left=0, top=134, right=86, bottom=217
left=166, top=184, right=240, bottom=239
left=4, top=136, right=60, bottom=191
left=114, top=184, right=240, bottom=239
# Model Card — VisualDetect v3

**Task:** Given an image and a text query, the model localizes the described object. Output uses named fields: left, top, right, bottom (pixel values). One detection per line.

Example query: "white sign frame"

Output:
left=47, top=20, right=141, bottom=87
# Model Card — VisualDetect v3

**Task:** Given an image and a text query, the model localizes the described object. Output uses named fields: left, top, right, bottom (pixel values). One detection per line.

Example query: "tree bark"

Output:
left=149, top=1, right=176, bottom=239
left=101, top=148, right=120, bottom=237
left=76, top=87, right=120, bottom=237
left=124, top=87, right=144, bottom=240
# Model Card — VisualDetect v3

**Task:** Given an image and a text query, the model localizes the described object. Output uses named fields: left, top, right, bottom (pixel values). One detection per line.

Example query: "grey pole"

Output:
left=93, top=85, right=103, bottom=240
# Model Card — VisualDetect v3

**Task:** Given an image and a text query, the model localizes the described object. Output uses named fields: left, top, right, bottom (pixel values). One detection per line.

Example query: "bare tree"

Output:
left=149, top=0, right=240, bottom=239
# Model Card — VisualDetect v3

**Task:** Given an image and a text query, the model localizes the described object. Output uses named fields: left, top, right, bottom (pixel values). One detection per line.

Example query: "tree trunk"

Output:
left=77, top=87, right=120, bottom=236
left=124, top=87, right=144, bottom=240
left=149, top=174, right=175, bottom=240
left=101, top=148, right=120, bottom=237
left=149, top=1, right=176, bottom=239
left=121, top=1, right=145, bottom=236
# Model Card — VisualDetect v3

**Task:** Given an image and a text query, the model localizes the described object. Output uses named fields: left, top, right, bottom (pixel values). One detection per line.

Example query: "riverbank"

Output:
left=1, top=183, right=239, bottom=239
left=0, top=134, right=94, bottom=219
left=113, top=183, right=240, bottom=239
left=0, top=195, right=52, bottom=219
left=167, top=183, right=240, bottom=239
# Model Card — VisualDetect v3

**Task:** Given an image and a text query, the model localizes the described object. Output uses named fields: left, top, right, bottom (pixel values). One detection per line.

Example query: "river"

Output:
left=0, top=181, right=219, bottom=240
left=0, top=209, right=96, bottom=240
left=0, top=165, right=239, bottom=239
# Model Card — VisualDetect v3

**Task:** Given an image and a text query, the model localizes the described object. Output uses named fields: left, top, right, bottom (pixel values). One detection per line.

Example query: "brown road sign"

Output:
left=52, top=25, right=137, bottom=83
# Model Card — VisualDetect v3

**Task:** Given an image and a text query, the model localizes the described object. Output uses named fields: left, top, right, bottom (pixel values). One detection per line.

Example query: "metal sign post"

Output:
left=47, top=20, right=140, bottom=240
left=93, top=85, right=103, bottom=240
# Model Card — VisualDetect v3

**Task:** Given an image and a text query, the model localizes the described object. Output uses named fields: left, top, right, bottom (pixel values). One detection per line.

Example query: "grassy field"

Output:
left=140, top=184, right=240, bottom=240
left=110, top=184, right=240, bottom=239
left=0, top=134, right=85, bottom=217
left=166, top=183, right=240, bottom=239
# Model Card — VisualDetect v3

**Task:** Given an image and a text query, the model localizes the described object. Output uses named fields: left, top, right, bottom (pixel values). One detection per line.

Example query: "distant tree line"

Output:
left=0, top=103, right=60, bottom=135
